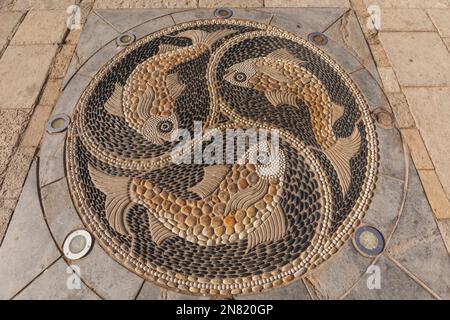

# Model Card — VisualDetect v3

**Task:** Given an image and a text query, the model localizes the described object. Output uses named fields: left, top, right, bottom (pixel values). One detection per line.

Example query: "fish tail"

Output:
left=246, top=203, right=287, bottom=253
left=323, top=127, right=361, bottom=196
left=176, top=29, right=236, bottom=47
left=88, top=164, right=132, bottom=235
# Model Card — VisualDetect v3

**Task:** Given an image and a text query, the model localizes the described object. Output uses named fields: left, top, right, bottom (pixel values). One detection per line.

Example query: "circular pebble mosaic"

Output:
left=66, top=19, right=379, bottom=296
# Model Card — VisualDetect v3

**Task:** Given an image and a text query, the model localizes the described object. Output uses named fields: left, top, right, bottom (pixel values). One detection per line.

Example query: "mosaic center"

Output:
left=66, top=19, right=378, bottom=296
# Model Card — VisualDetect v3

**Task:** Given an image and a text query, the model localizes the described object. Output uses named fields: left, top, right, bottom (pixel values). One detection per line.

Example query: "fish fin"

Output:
left=331, top=102, right=345, bottom=124
left=267, top=48, right=304, bottom=65
left=105, top=83, right=124, bottom=117
left=149, top=215, right=175, bottom=245
left=225, top=178, right=269, bottom=214
left=166, top=72, right=186, bottom=100
left=246, top=202, right=287, bottom=253
left=324, top=127, right=361, bottom=196
left=176, top=29, right=236, bottom=47
left=255, top=64, right=290, bottom=83
left=265, top=91, right=297, bottom=107
left=188, top=165, right=229, bottom=198
left=88, top=164, right=132, bottom=235
left=136, top=84, right=154, bottom=119
left=158, top=43, right=181, bottom=54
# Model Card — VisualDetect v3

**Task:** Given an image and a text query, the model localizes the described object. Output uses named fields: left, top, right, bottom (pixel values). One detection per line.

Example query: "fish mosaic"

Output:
left=66, top=20, right=378, bottom=296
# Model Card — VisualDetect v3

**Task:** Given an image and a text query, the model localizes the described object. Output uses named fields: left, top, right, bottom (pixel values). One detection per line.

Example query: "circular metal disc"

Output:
left=47, top=114, right=70, bottom=133
left=353, top=225, right=385, bottom=257
left=308, top=32, right=329, bottom=46
left=214, top=8, right=233, bottom=19
left=116, top=33, right=136, bottom=47
left=63, top=229, right=93, bottom=260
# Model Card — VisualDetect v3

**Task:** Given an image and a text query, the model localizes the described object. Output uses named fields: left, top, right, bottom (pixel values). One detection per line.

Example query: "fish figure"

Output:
left=105, top=29, right=236, bottom=145
left=223, top=48, right=361, bottom=195
left=89, top=141, right=287, bottom=252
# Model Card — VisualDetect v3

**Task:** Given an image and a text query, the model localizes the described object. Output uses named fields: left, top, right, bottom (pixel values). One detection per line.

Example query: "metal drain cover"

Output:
left=66, top=19, right=378, bottom=296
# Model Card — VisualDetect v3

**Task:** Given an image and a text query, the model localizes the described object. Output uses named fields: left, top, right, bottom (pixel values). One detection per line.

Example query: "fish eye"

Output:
left=233, top=72, right=247, bottom=83
left=257, top=151, right=270, bottom=165
left=157, top=120, right=174, bottom=133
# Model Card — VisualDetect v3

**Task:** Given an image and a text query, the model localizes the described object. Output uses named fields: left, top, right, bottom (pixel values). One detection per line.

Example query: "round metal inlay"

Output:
left=353, top=225, right=385, bottom=257
left=47, top=114, right=70, bottom=133
left=373, top=107, right=395, bottom=129
left=308, top=32, right=329, bottom=46
left=214, top=8, right=233, bottom=19
left=66, top=20, right=378, bottom=296
left=63, top=229, right=93, bottom=260
left=116, top=33, right=136, bottom=47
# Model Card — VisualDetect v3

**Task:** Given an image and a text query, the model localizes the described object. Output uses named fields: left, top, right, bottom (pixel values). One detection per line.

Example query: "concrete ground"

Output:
left=0, top=0, right=449, bottom=300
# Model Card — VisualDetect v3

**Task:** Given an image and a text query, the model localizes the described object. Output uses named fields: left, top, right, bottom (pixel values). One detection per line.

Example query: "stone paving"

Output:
left=0, top=0, right=449, bottom=300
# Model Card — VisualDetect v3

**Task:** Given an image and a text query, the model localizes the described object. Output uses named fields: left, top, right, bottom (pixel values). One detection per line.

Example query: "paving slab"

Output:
left=13, top=0, right=77, bottom=10
left=124, top=14, right=175, bottom=41
left=172, top=8, right=273, bottom=24
left=0, top=0, right=15, bottom=11
left=11, top=10, right=67, bottom=45
left=403, top=87, right=450, bottom=199
left=13, top=258, right=100, bottom=300
left=236, top=280, right=311, bottom=300
left=362, top=174, right=404, bottom=238
left=417, top=170, right=450, bottom=220
left=265, top=7, right=348, bottom=38
left=94, top=0, right=197, bottom=9
left=0, top=109, right=31, bottom=178
left=443, top=37, right=450, bottom=51
left=49, top=44, right=77, bottom=80
left=378, top=67, right=400, bottom=93
left=265, top=0, right=350, bottom=7
left=379, top=9, right=435, bottom=32
left=63, top=12, right=119, bottom=87
left=324, top=10, right=381, bottom=84
left=21, top=105, right=54, bottom=148
left=198, top=0, right=263, bottom=7
left=165, top=290, right=210, bottom=300
left=41, top=178, right=84, bottom=247
left=67, top=40, right=124, bottom=80
left=0, top=12, right=23, bottom=52
left=437, top=220, right=450, bottom=256
left=364, top=0, right=450, bottom=9
left=379, top=32, right=450, bottom=87
left=0, top=199, right=16, bottom=243
left=74, top=243, right=144, bottom=300
left=58, top=74, right=92, bottom=113
left=136, top=282, right=163, bottom=300
left=401, top=129, right=434, bottom=170
left=0, top=44, right=58, bottom=109
left=350, top=68, right=388, bottom=110
left=386, top=92, right=415, bottom=129
left=38, top=132, right=66, bottom=188
left=0, top=161, right=60, bottom=299
left=0, top=146, right=36, bottom=200
left=377, top=128, right=406, bottom=181
left=307, top=241, right=374, bottom=299
left=427, top=9, right=450, bottom=37
left=95, top=8, right=183, bottom=32
left=387, top=161, right=450, bottom=299
left=344, top=256, right=435, bottom=300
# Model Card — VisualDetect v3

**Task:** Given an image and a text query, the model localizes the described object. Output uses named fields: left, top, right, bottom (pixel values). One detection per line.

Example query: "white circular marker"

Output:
left=63, top=229, right=93, bottom=260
